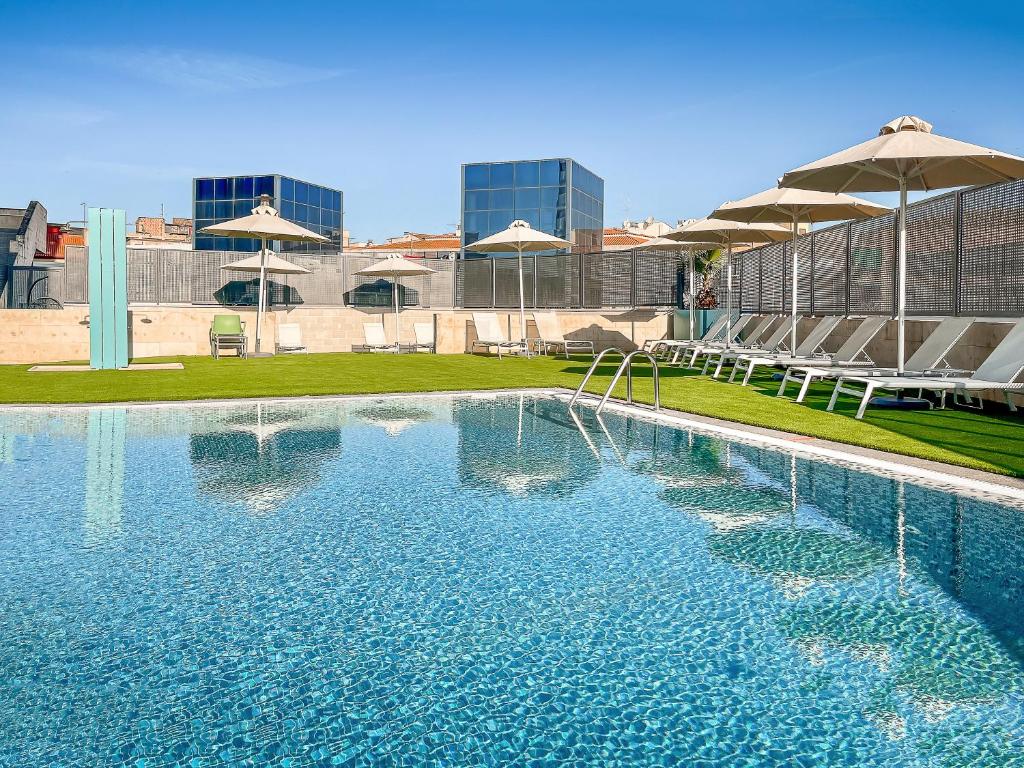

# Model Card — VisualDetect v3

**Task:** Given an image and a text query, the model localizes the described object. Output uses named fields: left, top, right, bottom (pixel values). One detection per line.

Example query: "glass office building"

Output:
left=192, top=174, right=343, bottom=253
left=461, top=158, right=604, bottom=257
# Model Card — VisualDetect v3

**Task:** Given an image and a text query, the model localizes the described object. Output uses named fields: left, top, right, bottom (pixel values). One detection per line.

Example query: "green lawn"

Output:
left=2, top=352, right=1022, bottom=477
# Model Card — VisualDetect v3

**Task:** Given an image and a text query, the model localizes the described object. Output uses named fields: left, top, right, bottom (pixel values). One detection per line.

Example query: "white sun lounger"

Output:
left=779, top=315, right=967, bottom=403
left=702, top=316, right=797, bottom=379
left=275, top=323, right=307, bottom=354
left=470, top=312, right=528, bottom=359
left=410, top=322, right=435, bottom=353
left=728, top=316, right=844, bottom=385
left=649, top=313, right=739, bottom=360
left=828, top=318, right=1024, bottom=419
left=532, top=312, right=595, bottom=358
left=677, top=315, right=773, bottom=367
left=362, top=322, right=399, bottom=353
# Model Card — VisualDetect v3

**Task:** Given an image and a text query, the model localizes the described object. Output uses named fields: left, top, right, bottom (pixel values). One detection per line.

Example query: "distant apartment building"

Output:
left=461, top=158, right=604, bottom=256
left=348, top=230, right=461, bottom=259
left=192, top=174, right=343, bottom=253
left=127, top=216, right=193, bottom=250
left=620, top=216, right=676, bottom=238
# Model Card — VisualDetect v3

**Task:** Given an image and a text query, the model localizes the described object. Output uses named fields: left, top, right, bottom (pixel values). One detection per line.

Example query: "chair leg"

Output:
left=796, top=373, right=815, bottom=404
left=741, top=361, right=757, bottom=386
left=727, top=359, right=741, bottom=383
left=1006, top=391, right=1019, bottom=412
left=712, top=354, right=729, bottom=379
left=855, top=382, right=877, bottom=420
left=776, top=371, right=792, bottom=398
left=827, top=379, right=845, bottom=412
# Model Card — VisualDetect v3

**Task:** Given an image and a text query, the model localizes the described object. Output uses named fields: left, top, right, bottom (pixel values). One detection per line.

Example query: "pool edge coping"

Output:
left=3, top=386, right=1023, bottom=503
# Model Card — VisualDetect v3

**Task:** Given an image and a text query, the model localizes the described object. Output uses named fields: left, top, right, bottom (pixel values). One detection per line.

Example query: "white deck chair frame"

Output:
left=828, top=319, right=1024, bottom=419
left=532, top=312, right=595, bottom=358
left=275, top=323, right=307, bottom=354
left=729, top=316, right=844, bottom=385
left=469, top=313, right=527, bottom=359
left=702, top=316, right=797, bottom=379
left=774, top=317, right=966, bottom=405
left=362, top=322, right=399, bottom=353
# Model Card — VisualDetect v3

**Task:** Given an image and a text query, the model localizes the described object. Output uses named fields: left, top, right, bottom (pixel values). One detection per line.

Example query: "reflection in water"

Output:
left=355, top=403, right=438, bottom=436
left=189, top=403, right=343, bottom=513
left=779, top=596, right=1024, bottom=717
left=456, top=397, right=601, bottom=497
left=84, top=408, right=126, bottom=544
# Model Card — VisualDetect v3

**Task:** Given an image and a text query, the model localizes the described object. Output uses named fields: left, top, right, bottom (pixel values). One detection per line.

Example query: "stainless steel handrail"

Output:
left=596, top=350, right=661, bottom=415
left=568, top=348, right=626, bottom=408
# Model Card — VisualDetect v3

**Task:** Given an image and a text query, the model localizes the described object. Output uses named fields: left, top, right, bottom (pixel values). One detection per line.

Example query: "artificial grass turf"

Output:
left=1, top=352, right=1022, bottom=477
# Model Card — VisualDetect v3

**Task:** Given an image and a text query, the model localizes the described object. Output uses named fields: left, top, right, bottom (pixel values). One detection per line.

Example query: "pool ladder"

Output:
left=568, top=348, right=660, bottom=415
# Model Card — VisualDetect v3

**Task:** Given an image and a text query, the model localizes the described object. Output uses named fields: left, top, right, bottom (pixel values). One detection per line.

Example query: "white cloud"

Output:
left=79, top=46, right=346, bottom=92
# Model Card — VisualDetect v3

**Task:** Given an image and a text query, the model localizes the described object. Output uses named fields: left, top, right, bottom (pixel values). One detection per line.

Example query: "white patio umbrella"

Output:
left=666, top=219, right=791, bottom=348
left=779, top=115, right=1024, bottom=373
left=465, top=220, right=572, bottom=346
left=712, top=187, right=889, bottom=352
left=202, top=194, right=328, bottom=354
left=354, top=257, right=435, bottom=351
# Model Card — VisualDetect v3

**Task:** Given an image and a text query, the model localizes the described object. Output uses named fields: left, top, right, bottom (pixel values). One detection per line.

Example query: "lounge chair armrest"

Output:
left=920, top=367, right=974, bottom=377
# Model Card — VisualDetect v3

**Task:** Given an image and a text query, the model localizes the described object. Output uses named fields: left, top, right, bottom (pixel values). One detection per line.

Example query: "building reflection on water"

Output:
left=454, top=396, right=601, bottom=497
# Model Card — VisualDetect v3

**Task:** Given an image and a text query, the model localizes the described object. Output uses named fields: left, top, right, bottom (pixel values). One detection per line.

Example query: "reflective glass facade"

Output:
left=461, top=158, right=603, bottom=257
left=193, top=174, right=343, bottom=253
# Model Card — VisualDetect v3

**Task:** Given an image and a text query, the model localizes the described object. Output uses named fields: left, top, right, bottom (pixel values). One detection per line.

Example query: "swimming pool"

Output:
left=1, top=393, right=1021, bottom=766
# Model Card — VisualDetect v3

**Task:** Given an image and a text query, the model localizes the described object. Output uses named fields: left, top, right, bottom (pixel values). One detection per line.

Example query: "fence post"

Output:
left=630, top=250, right=637, bottom=308
left=953, top=189, right=963, bottom=316
left=844, top=221, right=852, bottom=316
left=578, top=252, right=585, bottom=309
left=809, top=231, right=815, bottom=314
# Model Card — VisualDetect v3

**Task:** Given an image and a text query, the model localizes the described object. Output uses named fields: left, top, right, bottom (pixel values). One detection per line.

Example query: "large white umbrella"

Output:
left=465, top=219, right=572, bottom=346
left=712, top=188, right=889, bottom=352
left=666, top=219, right=791, bottom=348
left=202, top=194, right=328, bottom=354
left=354, top=257, right=435, bottom=351
left=779, top=115, right=1024, bottom=373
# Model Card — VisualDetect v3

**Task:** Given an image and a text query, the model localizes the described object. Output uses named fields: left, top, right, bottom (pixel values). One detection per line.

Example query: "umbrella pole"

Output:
left=897, top=177, right=908, bottom=374
left=255, top=236, right=267, bottom=354
left=724, top=244, right=733, bottom=349
left=688, top=251, right=696, bottom=340
left=791, top=213, right=799, bottom=353
left=393, top=279, right=401, bottom=353
left=517, top=245, right=527, bottom=353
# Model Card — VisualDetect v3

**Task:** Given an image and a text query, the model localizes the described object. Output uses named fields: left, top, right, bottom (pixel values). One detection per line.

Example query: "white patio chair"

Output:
left=362, top=322, right=399, bottom=353
left=275, top=323, right=307, bottom=354
left=469, top=313, right=527, bottom=359
left=532, top=312, right=595, bottom=358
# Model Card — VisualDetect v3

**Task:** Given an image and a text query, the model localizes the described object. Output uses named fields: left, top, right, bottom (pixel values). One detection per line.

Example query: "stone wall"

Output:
left=0, top=305, right=675, bottom=363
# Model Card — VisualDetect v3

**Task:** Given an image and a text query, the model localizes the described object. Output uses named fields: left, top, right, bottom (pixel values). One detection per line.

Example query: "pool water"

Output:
left=1, top=394, right=1022, bottom=767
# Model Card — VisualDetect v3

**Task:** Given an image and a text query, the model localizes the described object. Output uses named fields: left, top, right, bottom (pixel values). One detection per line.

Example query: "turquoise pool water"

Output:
left=0, top=394, right=1022, bottom=767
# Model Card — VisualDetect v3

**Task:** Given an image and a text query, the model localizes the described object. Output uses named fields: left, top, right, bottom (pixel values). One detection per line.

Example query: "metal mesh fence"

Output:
left=959, top=178, right=1024, bottom=316
left=12, top=179, right=1024, bottom=316
left=717, top=178, right=1024, bottom=319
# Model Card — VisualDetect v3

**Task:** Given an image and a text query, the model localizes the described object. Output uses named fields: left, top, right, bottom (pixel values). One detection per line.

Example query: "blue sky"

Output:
left=3, top=0, right=1024, bottom=241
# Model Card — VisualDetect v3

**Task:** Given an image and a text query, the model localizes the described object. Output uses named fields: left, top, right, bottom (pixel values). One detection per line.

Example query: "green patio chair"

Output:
left=210, top=314, right=247, bottom=359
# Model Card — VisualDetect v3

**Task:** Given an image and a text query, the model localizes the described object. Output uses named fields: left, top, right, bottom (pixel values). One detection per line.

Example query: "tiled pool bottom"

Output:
left=0, top=394, right=1022, bottom=767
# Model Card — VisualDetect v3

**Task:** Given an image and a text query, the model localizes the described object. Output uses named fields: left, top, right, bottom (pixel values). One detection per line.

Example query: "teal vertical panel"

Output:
left=87, top=208, right=104, bottom=368
left=100, top=209, right=116, bottom=368
left=111, top=209, right=129, bottom=367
